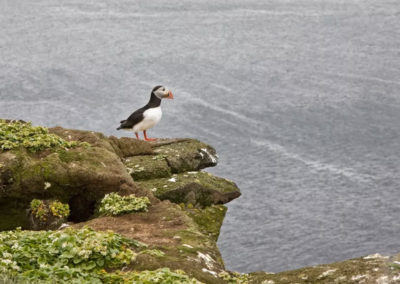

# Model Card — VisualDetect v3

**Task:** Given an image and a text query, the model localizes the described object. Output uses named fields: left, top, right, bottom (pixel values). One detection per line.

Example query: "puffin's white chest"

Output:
left=133, top=107, right=162, bottom=132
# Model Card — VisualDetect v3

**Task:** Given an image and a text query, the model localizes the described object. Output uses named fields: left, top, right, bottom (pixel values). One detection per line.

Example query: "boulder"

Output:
left=249, top=253, right=399, bottom=284
left=125, top=155, right=171, bottom=180
left=73, top=200, right=227, bottom=284
left=0, top=124, right=155, bottom=230
left=151, top=139, right=218, bottom=173
left=136, top=171, right=241, bottom=207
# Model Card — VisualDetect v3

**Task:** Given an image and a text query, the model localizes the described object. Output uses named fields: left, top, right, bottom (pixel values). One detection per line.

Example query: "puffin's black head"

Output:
left=152, top=85, right=174, bottom=100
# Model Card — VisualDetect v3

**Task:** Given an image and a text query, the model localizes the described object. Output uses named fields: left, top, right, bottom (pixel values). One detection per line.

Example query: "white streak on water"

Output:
left=319, top=72, right=400, bottom=87
left=178, top=91, right=375, bottom=183
left=179, top=91, right=262, bottom=126
left=211, top=83, right=234, bottom=93
left=251, top=138, right=375, bottom=184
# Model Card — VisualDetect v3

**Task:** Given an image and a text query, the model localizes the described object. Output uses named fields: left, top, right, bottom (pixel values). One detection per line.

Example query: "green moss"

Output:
left=136, top=171, right=240, bottom=207
left=136, top=171, right=238, bottom=197
left=57, top=149, right=84, bottom=163
left=218, top=271, right=249, bottom=284
left=248, top=255, right=390, bottom=284
left=0, top=120, right=88, bottom=152
left=124, top=155, right=171, bottom=181
left=186, top=205, right=227, bottom=241
left=152, top=139, right=218, bottom=173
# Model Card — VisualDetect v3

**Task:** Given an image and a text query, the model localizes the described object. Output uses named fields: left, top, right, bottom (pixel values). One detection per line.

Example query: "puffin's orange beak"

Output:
left=168, top=91, right=174, bottom=99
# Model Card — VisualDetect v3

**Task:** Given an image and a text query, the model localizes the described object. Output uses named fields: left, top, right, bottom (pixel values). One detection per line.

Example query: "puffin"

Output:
left=117, top=85, right=174, bottom=141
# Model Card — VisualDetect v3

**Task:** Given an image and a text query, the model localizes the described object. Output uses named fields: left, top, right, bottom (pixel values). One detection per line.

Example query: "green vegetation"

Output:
left=50, top=201, right=70, bottom=219
left=136, top=171, right=239, bottom=197
left=102, top=268, right=203, bottom=284
left=0, top=120, right=87, bottom=152
left=0, top=227, right=183, bottom=283
left=30, top=199, right=48, bottom=222
left=30, top=199, right=70, bottom=222
left=125, top=155, right=171, bottom=180
left=0, top=227, right=140, bottom=282
left=186, top=205, right=227, bottom=241
left=218, top=271, right=249, bottom=284
left=98, top=193, right=151, bottom=216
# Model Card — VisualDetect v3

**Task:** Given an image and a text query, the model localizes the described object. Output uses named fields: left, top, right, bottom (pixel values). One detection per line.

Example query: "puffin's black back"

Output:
left=117, top=86, right=163, bottom=130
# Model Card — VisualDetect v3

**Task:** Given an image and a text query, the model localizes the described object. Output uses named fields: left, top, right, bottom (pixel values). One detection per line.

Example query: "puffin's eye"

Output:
left=162, top=88, right=165, bottom=91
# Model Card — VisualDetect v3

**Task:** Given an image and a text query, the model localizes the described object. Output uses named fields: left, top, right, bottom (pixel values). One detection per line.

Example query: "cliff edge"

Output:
left=0, top=120, right=399, bottom=284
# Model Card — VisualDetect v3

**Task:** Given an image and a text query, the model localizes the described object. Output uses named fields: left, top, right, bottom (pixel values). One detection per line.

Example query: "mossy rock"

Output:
left=152, top=139, right=218, bottom=173
left=49, top=127, right=154, bottom=159
left=73, top=201, right=227, bottom=284
left=108, top=136, right=154, bottom=158
left=0, top=124, right=156, bottom=230
left=136, top=171, right=240, bottom=207
left=125, top=155, right=171, bottom=180
left=248, top=253, right=396, bottom=284
left=186, top=205, right=227, bottom=242
left=49, top=126, right=115, bottom=153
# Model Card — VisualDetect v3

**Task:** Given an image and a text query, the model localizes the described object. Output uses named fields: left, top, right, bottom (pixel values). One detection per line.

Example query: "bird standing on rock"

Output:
left=117, top=86, right=174, bottom=141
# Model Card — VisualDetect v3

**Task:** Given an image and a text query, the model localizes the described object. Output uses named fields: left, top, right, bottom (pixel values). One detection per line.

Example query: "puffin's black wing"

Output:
left=117, top=107, right=146, bottom=130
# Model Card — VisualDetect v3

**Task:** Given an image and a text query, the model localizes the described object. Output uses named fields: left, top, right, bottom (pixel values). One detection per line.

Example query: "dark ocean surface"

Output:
left=1, top=0, right=400, bottom=273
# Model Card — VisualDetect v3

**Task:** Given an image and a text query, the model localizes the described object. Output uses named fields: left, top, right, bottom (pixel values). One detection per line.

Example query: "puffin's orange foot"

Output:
left=143, top=130, right=156, bottom=141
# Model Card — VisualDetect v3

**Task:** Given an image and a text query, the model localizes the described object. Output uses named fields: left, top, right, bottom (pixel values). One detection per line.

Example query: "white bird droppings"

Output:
left=200, top=148, right=218, bottom=164
left=376, top=276, right=389, bottom=284
left=318, top=269, right=337, bottom=279
left=363, top=253, right=388, bottom=260
left=351, top=274, right=368, bottom=281
left=44, top=182, right=51, bottom=190
left=201, top=268, right=218, bottom=277
left=197, top=252, right=216, bottom=269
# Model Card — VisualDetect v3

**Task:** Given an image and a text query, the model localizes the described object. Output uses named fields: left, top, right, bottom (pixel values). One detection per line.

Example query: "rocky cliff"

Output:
left=0, top=120, right=399, bottom=284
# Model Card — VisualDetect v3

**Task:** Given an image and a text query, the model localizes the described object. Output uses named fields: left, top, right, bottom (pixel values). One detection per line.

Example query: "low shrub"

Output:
left=0, top=120, right=88, bottom=152
left=98, top=193, right=150, bottom=216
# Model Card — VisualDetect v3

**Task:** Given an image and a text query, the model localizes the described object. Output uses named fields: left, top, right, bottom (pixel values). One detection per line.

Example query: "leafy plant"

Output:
left=98, top=193, right=150, bottom=216
left=30, top=199, right=70, bottom=221
left=0, top=120, right=88, bottom=152
left=30, top=199, right=48, bottom=221
left=0, top=227, right=199, bottom=283
left=103, top=268, right=203, bottom=284
left=50, top=201, right=70, bottom=219
left=218, top=271, right=249, bottom=284
left=0, top=227, right=141, bottom=282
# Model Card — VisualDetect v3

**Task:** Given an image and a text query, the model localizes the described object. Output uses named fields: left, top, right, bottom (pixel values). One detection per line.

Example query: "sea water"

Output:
left=1, top=0, right=400, bottom=273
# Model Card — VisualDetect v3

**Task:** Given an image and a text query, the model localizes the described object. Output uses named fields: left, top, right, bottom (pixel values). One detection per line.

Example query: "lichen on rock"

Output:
left=185, top=205, right=227, bottom=241
left=125, top=155, right=171, bottom=180
left=136, top=171, right=240, bottom=207
left=247, top=253, right=400, bottom=284
left=151, top=139, right=219, bottom=173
